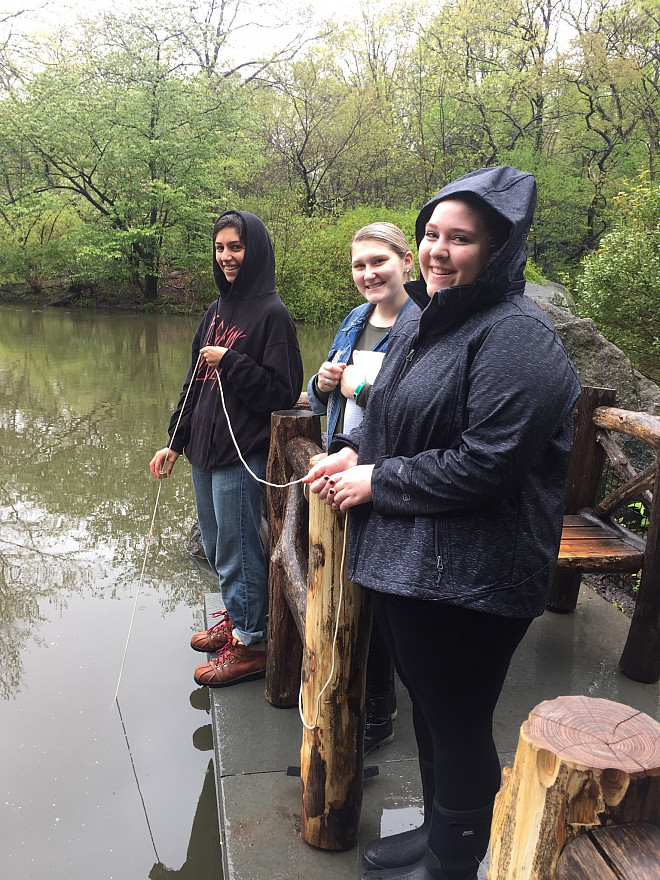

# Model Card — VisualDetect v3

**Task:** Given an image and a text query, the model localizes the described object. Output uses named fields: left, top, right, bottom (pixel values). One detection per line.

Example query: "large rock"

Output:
left=526, top=282, right=660, bottom=416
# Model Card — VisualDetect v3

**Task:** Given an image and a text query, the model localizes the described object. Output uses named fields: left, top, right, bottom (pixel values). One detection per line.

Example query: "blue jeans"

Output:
left=191, top=455, right=268, bottom=645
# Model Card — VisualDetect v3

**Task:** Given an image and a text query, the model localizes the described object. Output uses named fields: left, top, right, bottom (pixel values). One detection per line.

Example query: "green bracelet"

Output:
left=353, top=381, right=366, bottom=402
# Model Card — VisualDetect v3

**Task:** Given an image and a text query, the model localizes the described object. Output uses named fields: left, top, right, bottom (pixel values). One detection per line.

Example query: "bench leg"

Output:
left=546, top=572, right=582, bottom=613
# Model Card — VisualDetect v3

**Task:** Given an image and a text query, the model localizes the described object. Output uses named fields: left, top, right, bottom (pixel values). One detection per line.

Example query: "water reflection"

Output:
left=0, top=304, right=334, bottom=880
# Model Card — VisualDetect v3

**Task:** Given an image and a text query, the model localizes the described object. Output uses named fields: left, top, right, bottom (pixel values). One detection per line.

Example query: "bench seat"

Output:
left=558, top=514, right=645, bottom=573
left=556, top=823, right=660, bottom=880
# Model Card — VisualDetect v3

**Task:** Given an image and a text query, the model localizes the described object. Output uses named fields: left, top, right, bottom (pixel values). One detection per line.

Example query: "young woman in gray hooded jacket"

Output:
left=304, top=166, right=580, bottom=880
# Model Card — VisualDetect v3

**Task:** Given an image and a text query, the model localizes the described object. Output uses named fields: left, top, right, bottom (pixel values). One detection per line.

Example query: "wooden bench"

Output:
left=547, top=386, right=660, bottom=683
left=556, top=823, right=660, bottom=879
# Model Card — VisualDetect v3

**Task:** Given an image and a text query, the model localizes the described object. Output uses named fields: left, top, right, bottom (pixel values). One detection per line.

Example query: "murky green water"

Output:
left=0, top=304, right=334, bottom=880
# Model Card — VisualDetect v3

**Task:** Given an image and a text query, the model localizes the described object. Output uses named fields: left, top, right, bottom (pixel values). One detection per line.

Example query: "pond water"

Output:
left=0, top=304, right=334, bottom=880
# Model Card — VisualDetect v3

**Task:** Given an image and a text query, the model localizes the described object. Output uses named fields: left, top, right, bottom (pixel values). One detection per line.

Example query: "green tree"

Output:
left=575, top=175, right=660, bottom=355
left=0, top=8, right=250, bottom=298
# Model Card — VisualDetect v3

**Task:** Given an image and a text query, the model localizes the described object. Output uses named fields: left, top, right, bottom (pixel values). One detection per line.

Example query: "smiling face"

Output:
left=418, top=199, right=492, bottom=294
left=214, top=226, right=245, bottom=283
left=350, top=239, right=413, bottom=307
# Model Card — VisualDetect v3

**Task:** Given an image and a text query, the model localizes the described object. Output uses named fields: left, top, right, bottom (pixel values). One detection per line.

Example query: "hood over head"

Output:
left=212, top=210, right=277, bottom=300
left=409, top=166, right=537, bottom=308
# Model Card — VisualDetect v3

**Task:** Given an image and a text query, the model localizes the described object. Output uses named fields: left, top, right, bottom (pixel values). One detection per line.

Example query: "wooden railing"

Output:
left=549, top=386, right=660, bottom=683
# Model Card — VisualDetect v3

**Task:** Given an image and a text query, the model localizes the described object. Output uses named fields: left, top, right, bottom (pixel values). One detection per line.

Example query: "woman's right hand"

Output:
left=302, top=446, right=359, bottom=498
left=316, top=360, right=346, bottom=394
left=150, top=448, right=179, bottom=479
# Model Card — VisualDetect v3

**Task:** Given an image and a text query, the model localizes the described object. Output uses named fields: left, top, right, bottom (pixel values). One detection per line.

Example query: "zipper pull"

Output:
left=405, top=348, right=415, bottom=363
left=436, top=556, right=444, bottom=571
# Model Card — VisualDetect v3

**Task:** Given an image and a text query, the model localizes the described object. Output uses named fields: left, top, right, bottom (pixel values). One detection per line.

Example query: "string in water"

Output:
left=113, top=351, right=204, bottom=703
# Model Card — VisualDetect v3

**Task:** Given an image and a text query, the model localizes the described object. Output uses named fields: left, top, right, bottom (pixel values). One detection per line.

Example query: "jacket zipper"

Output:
left=383, top=343, right=416, bottom=456
left=434, top=517, right=444, bottom=582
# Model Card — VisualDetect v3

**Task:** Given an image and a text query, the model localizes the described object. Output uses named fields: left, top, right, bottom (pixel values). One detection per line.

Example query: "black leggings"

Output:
left=370, top=591, right=532, bottom=811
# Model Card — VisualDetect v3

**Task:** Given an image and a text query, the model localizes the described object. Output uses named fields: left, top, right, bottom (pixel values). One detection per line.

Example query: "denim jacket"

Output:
left=307, top=299, right=414, bottom=444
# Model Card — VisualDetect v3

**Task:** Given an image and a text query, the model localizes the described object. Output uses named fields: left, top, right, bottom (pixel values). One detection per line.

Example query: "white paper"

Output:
left=343, top=350, right=385, bottom=433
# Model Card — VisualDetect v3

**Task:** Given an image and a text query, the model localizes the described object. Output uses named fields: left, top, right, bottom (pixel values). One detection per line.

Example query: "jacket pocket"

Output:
left=446, top=500, right=519, bottom=590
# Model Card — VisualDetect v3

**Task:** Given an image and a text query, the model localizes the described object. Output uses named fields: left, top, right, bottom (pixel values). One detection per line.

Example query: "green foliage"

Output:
left=270, top=205, right=418, bottom=324
left=523, top=261, right=545, bottom=284
left=1, top=0, right=660, bottom=320
left=574, top=175, right=660, bottom=351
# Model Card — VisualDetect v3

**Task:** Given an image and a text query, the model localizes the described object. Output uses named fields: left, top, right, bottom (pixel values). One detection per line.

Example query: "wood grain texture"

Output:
left=556, top=824, right=660, bottom=879
left=489, top=696, right=660, bottom=880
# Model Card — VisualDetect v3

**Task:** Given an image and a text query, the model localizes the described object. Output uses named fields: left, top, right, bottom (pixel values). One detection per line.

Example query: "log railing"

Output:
left=548, top=386, right=660, bottom=682
left=264, top=404, right=372, bottom=851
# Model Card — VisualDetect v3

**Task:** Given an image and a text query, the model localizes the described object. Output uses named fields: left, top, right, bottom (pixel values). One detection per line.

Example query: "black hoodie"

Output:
left=331, top=166, right=581, bottom=617
left=167, top=211, right=303, bottom=469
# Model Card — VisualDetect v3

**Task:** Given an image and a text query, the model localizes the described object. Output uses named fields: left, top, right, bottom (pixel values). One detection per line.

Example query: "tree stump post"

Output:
left=265, top=409, right=322, bottom=708
left=489, top=695, right=660, bottom=880
left=300, top=459, right=372, bottom=850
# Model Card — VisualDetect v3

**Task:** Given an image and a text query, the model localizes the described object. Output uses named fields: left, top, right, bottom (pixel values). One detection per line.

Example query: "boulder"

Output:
left=526, top=282, right=660, bottom=416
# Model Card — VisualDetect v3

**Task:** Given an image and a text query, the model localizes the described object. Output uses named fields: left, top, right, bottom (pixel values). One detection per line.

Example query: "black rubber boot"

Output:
left=426, top=799, right=493, bottom=880
left=359, top=799, right=492, bottom=880
left=362, top=757, right=435, bottom=870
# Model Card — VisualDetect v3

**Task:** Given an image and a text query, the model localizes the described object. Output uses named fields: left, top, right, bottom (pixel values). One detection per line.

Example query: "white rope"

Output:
left=114, top=355, right=318, bottom=704
left=299, top=513, right=349, bottom=730
left=213, top=366, right=304, bottom=488
left=113, top=353, right=203, bottom=703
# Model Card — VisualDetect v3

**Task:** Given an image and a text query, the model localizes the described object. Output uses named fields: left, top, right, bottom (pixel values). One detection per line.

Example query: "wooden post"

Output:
left=489, top=695, right=660, bottom=880
left=547, top=386, right=617, bottom=612
left=619, top=453, right=660, bottom=682
left=300, top=459, right=372, bottom=851
left=265, top=409, right=322, bottom=708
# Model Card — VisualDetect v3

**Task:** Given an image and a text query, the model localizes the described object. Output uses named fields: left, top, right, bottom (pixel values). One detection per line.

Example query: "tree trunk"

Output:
left=265, top=409, right=322, bottom=708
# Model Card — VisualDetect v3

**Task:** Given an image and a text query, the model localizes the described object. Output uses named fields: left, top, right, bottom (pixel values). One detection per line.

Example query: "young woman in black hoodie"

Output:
left=304, top=167, right=580, bottom=880
left=150, top=211, right=303, bottom=687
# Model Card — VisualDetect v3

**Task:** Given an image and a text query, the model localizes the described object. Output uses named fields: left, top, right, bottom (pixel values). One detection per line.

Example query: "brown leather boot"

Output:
left=193, top=640, right=266, bottom=688
left=190, top=609, right=234, bottom=653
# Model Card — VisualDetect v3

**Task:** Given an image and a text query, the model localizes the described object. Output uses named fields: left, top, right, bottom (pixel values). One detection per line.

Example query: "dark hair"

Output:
left=213, top=211, right=246, bottom=242
left=448, top=192, right=511, bottom=252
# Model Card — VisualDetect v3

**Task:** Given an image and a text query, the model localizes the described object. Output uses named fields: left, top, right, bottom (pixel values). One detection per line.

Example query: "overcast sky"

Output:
left=2, top=0, right=361, bottom=61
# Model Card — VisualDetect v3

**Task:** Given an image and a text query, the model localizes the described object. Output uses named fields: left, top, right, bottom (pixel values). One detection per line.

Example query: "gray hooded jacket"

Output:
left=331, top=167, right=580, bottom=618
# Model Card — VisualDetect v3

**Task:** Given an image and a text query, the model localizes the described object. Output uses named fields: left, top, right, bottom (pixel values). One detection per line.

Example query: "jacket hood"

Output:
left=408, top=166, right=537, bottom=311
left=212, top=210, right=277, bottom=300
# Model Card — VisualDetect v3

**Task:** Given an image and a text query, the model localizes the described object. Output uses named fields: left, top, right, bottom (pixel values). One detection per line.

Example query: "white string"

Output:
left=213, top=366, right=304, bottom=488
left=299, top=512, right=348, bottom=730
left=114, top=355, right=314, bottom=703
left=113, top=353, right=203, bottom=703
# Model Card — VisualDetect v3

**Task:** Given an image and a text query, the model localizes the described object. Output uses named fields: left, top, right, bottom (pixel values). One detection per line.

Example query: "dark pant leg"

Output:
left=373, top=592, right=531, bottom=810
left=366, top=615, right=395, bottom=698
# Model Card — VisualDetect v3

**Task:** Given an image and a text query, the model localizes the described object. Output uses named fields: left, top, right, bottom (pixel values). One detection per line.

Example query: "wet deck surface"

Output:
left=206, top=587, right=660, bottom=880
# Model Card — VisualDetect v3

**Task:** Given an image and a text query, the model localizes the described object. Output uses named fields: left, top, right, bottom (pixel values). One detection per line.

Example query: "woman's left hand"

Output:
left=200, top=346, right=227, bottom=369
left=325, top=464, right=374, bottom=511
left=340, top=365, right=365, bottom=400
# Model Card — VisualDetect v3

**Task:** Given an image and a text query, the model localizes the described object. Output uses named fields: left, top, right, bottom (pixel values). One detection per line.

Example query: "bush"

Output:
left=574, top=175, right=660, bottom=352
left=270, top=206, right=418, bottom=324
